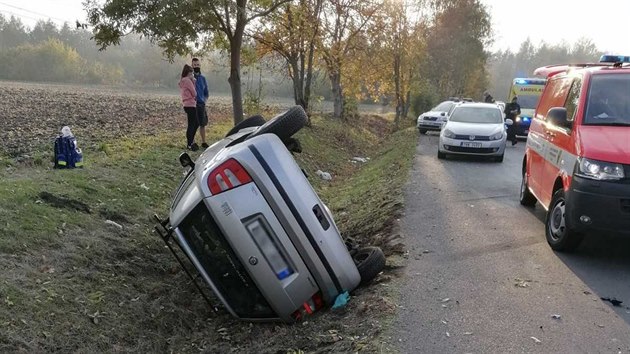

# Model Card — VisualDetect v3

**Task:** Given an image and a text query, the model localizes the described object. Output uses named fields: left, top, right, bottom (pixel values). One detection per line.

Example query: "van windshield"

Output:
left=584, top=74, right=630, bottom=126
left=449, top=106, right=503, bottom=124
left=515, top=95, right=541, bottom=110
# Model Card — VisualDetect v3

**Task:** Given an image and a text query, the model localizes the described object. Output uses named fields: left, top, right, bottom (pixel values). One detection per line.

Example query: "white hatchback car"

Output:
left=417, top=100, right=458, bottom=134
left=438, top=103, right=508, bottom=162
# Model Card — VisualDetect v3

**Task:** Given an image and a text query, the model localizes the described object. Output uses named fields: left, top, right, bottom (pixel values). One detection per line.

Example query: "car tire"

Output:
left=225, top=115, right=266, bottom=137
left=353, top=246, right=386, bottom=284
left=437, top=151, right=446, bottom=159
left=245, top=106, right=308, bottom=142
left=495, top=154, right=504, bottom=163
left=545, top=189, right=584, bottom=252
left=419, top=128, right=428, bottom=134
left=519, top=169, right=537, bottom=207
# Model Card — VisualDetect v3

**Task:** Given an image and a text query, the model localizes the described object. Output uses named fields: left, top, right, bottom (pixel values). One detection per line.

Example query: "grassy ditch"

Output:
left=0, top=113, right=416, bottom=353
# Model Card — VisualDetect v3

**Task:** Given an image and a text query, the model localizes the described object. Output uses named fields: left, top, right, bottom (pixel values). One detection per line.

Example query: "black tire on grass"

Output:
left=353, top=246, right=386, bottom=284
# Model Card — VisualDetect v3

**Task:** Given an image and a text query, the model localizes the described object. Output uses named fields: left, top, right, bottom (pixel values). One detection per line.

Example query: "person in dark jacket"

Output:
left=192, top=57, right=210, bottom=149
left=504, top=96, right=521, bottom=146
left=483, top=91, right=495, bottom=103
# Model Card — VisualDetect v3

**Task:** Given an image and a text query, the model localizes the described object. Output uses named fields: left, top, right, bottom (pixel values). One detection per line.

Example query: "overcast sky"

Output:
left=2, top=0, right=630, bottom=55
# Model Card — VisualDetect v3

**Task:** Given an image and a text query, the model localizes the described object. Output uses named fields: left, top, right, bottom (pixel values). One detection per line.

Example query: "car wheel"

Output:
left=225, top=114, right=266, bottom=137
left=495, top=154, right=504, bottom=163
left=353, top=247, right=386, bottom=284
left=245, top=106, right=308, bottom=142
left=419, top=128, right=428, bottom=134
left=437, top=151, right=446, bottom=159
left=519, top=169, right=537, bottom=207
left=545, top=189, right=583, bottom=252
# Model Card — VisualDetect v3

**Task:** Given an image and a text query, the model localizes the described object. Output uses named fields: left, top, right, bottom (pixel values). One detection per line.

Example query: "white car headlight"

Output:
left=443, top=129, right=456, bottom=139
left=576, top=158, right=625, bottom=180
left=516, top=117, right=521, bottom=122
left=489, top=132, right=503, bottom=141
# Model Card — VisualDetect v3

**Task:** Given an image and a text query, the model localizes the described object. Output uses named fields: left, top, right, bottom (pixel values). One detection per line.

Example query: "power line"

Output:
left=0, top=1, right=69, bottom=23
left=0, top=9, right=41, bottom=22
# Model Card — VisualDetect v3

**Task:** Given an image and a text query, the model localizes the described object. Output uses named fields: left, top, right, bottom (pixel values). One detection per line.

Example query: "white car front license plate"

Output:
left=461, top=142, right=482, bottom=148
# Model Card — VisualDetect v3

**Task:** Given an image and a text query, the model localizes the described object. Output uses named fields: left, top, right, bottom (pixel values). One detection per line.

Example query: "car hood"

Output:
left=421, top=110, right=447, bottom=118
left=444, top=121, right=504, bottom=136
left=576, top=126, right=630, bottom=164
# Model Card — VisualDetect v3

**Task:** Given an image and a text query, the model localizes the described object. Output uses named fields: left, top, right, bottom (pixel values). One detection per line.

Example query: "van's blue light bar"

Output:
left=599, top=55, right=630, bottom=63
left=514, top=78, right=546, bottom=85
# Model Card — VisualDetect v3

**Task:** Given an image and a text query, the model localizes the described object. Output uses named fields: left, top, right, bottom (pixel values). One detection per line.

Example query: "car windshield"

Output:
left=515, top=95, right=541, bottom=110
left=449, top=106, right=503, bottom=124
left=584, top=74, right=630, bottom=126
left=433, top=101, right=455, bottom=112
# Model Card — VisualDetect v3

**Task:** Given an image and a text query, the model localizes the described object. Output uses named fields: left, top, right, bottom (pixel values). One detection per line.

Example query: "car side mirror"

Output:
left=179, top=152, right=195, bottom=170
left=547, top=107, right=570, bottom=128
left=505, top=119, right=514, bottom=126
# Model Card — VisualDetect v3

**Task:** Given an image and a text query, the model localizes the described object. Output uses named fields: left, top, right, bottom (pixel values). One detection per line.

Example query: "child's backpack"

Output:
left=54, top=127, right=83, bottom=169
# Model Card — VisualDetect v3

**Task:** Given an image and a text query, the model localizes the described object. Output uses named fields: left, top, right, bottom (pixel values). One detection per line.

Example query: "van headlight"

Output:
left=443, top=129, right=456, bottom=138
left=489, top=132, right=503, bottom=141
left=576, top=158, right=625, bottom=180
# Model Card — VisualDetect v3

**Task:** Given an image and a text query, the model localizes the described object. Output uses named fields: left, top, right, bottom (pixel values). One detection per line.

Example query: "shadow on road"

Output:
left=524, top=203, right=630, bottom=325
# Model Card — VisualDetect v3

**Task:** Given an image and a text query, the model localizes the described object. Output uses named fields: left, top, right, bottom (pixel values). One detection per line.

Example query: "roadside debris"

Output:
left=315, top=170, right=332, bottom=180
left=514, top=278, right=531, bottom=288
left=332, top=291, right=350, bottom=309
left=351, top=157, right=369, bottom=163
left=530, top=336, right=542, bottom=344
left=551, top=314, right=561, bottom=320
left=601, top=297, right=623, bottom=307
left=105, top=220, right=123, bottom=230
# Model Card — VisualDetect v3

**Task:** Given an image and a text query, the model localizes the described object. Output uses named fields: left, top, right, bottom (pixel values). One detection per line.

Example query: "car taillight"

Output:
left=291, top=292, right=324, bottom=321
left=207, top=159, right=252, bottom=194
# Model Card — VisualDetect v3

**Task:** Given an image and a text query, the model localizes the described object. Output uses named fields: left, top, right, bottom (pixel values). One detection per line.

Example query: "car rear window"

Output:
left=178, top=202, right=276, bottom=318
left=433, top=101, right=455, bottom=112
left=584, top=74, right=630, bottom=126
left=449, top=106, right=503, bottom=124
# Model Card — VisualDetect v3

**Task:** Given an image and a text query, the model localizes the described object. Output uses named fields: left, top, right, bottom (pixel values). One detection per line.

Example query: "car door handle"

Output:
left=544, top=130, right=555, bottom=138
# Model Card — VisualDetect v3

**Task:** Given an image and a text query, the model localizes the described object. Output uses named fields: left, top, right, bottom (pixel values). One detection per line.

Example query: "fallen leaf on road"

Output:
left=441, top=298, right=451, bottom=303
left=446, top=332, right=450, bottom=337
left=464, top=332, right=473, bottom=336
left=601, top=297, right=623, bottom=307
left=530, top=336, right=541, bottom=344
left=551, top=314, right=561, bottom=320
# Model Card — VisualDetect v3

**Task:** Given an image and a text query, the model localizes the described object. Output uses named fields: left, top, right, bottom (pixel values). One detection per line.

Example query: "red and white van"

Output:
left=521, top=55, right=630, bottom=251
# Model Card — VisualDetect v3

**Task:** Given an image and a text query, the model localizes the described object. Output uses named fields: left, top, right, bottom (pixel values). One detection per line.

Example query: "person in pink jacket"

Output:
left=179, top=64, right=199, bottom=151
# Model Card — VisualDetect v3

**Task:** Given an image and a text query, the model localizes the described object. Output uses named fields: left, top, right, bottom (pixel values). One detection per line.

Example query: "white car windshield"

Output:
left=449, top=107, right=503, bottom=124
left=433, top=101, right=455, bottom=112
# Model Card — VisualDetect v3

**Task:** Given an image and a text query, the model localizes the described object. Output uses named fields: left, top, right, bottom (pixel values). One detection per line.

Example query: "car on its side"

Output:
left=417, top=100, right=458, bottom=134
left=438, top=102, right=508, bottom=162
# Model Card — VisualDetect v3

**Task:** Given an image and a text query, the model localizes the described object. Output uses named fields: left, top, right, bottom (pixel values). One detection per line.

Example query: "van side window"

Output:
left=564, top=78, right=582, bottom=122
left=536, top=78, right=569, bottom=121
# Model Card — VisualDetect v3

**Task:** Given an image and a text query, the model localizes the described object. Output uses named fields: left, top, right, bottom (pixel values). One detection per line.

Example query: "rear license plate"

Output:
left=461, top=142, right=482, bottom=148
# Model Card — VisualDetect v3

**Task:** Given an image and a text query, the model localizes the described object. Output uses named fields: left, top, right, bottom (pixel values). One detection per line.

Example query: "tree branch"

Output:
left=247, top=0, right=293, bottom=22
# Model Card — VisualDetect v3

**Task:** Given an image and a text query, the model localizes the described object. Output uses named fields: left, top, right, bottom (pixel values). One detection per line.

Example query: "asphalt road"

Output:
left=391, top=132, right=630, bottom=353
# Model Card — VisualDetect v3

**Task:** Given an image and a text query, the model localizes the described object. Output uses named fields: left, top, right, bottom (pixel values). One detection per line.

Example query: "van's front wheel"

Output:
left=545, top=190, right=583, bottom=252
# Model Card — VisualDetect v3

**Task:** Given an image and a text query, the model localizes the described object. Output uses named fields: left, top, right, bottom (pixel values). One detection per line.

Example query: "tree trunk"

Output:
left=394, top=54, right=402, bottom=128
left=289, top=58, right=303, bottom=107
left=228, top=41, right=244, bottom=125
left=330, top=72, right=343, bottom=119
left=229, top=1, right=247, bottom=125
left=304, top=0, right=322, bottom=116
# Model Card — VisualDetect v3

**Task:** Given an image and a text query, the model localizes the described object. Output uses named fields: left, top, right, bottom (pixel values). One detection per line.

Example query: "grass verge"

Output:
left=0, top=115, right=416, bottom=353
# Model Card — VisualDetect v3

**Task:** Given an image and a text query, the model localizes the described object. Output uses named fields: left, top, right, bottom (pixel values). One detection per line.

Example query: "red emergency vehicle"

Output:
left=521, top=55, right=630, bottom=251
